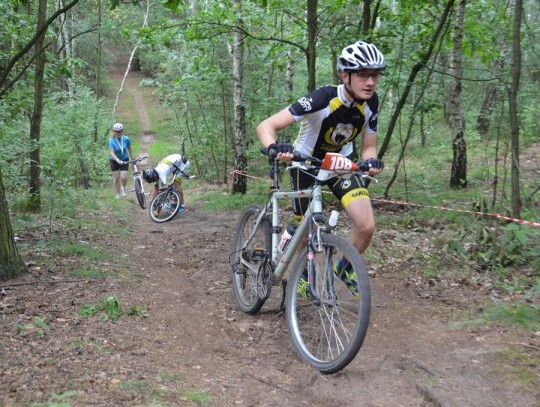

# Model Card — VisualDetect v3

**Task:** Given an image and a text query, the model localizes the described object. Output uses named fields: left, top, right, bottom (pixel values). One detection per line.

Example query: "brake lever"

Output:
left=362, top=174, right=379, bottom=183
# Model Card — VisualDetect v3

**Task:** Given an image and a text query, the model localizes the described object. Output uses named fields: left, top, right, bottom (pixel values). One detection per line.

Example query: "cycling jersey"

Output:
left=288, top=84, right=379, bottom=160
left=108, top=135, right=131, bottom=161
left=155, top=154, right=188, bottom=185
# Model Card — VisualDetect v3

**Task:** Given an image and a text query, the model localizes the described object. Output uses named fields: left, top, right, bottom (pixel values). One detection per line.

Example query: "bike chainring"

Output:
left=256, top=258, right=273, bottom=301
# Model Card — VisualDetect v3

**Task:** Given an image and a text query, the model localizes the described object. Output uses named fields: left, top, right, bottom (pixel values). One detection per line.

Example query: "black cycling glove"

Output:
left=268, top=142, right=294, bottom=155
left=365, top=158, right=384, bottom=170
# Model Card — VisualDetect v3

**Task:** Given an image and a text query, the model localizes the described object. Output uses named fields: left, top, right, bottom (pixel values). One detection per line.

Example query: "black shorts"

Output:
left=109, top=159, right=129, bottom=172
left=289, top=167, right=370, bottom=220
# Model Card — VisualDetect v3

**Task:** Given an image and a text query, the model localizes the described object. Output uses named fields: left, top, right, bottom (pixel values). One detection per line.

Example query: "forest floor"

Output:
left=1, top=70, right=539, bottom=407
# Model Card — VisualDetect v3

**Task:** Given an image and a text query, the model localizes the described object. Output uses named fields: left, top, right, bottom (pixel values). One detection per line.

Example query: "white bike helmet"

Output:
left=337, top=41, right=385, bottom=72
left=112, top=123, right=124, bottom=132
left=181, top=159, right=191, bottom=175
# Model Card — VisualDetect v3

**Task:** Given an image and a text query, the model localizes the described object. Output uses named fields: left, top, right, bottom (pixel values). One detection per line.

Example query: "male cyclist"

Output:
left=256, top=41, right=385, bottom=296
left=143, top=154, right=191, bottom=214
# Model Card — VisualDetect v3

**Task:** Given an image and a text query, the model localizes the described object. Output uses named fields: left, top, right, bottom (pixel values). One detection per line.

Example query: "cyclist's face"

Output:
left=342, top=70, right=381, bottom=100
left=114, top=130, right=122, bottom=137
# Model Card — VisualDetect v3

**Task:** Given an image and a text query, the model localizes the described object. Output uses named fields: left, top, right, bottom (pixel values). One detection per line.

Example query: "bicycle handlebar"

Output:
left=260, top=147, right=371, bottom=173
left=127, top=155, right=148, bottom=164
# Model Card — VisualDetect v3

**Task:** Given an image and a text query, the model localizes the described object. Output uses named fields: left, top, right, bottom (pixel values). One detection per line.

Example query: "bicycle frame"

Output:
left=240, top=175, right=325, bottom=285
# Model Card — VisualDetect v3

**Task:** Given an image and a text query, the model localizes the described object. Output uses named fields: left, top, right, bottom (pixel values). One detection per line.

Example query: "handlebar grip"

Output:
left=260, top=147, right=306, bottom=162
left=355, top=161, right=371, bottom=172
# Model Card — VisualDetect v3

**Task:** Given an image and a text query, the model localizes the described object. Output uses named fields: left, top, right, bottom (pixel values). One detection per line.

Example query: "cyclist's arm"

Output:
left=361, top=133, right=383, bottom=176
left=257, top=108, right=296, bottom=161
left=109, top=147, right=122, bottom=163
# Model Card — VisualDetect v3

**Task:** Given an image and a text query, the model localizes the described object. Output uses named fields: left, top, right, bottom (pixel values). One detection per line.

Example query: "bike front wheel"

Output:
left=285, top=233, right=371, bottom=374
left=230, top=205, right=272, bottom=314
left=149, top=189, right=181, bottom=223
left=134, top=176, right=146, bottom=209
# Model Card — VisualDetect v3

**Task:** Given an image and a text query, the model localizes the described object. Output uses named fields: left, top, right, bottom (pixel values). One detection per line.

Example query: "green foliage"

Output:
left=128, top=305, right=147, bottom=318
left=182, top=389, right=211, bottom=406
left=77, top=304, right=101, bottom=317
left=78, top=295, right=146, bottom=321
left=30, top=390, right=78, bottom=407
left=101, top=294, right=122, bottom=321
left=482, top=304, right=540, bottom=331
left=473, top=223, right=540, bottom=270
left=17, top=316, right=50, bottom=337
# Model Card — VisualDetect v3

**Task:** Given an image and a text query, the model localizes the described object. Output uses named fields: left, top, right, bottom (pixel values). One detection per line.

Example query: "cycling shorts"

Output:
left=110, top=159, right=129, bottom=172
left=289, top=167, right=369, bottom=221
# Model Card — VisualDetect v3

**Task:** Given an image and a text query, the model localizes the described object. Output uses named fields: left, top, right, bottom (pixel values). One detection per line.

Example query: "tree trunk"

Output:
left=93, top=0, right=102, bottom=143
left=476, top=57, right=504, bottom=138
left=232, top=0, right=247, bottom=194
left=306, top=0, right=317, bottom=92
left=28, top=0, right=48, bottom=212
left=450, top=0, right=467, bottom=188
left=0, top=164, right=28, bottom=282
left=379, top=0, right=455, bottom=159
left=508, top=0, right=522, bottom=217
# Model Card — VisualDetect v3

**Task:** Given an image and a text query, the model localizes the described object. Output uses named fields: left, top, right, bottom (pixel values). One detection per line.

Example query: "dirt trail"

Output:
left=0, top=71, right=538, bottom=407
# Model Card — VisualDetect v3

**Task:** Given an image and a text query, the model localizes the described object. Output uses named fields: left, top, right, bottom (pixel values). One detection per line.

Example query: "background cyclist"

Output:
left=256, top=40, right=385, bottom=294
left=108, top=122, right=134, bottom=199
left=143, top=153, right=191, bottom=212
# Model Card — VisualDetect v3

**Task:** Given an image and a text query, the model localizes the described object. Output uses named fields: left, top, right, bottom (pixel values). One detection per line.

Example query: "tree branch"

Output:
left=0, top=0, right=82, bottom=97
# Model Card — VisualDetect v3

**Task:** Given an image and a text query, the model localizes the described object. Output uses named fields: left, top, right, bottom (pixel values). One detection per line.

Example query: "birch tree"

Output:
left=231, top=0, right=247, bottom=194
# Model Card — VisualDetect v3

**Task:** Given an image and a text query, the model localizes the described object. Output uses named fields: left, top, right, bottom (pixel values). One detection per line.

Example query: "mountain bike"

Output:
left=230, top=148, right=376, bottom=374
left=148, top=166, right=191, bottom=223
left=128, top=156, right=148, bottom=209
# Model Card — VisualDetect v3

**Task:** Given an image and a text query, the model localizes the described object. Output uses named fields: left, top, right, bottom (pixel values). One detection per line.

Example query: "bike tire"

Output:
left=285, top=233, right=371, bottom=374
left=230, top=205, right=272, bottom=314
left=134, top=177, right=146, bottom=209
left=149, top=189, right=181, bottom=223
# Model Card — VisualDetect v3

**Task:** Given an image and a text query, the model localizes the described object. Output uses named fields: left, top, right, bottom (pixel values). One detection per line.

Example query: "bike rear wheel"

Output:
left=285, top=233, right=371, bottom=374
left=134, top=176, right=146, bottom=209
left=230, top=205, right=272, bottom=314
left=149, top=189, right=181, bottom=223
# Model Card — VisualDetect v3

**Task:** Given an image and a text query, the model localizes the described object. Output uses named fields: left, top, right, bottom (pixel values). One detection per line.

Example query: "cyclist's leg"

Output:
left=173, top=177, right=184, bottom=204
left=329, top=174, right=374, bottom=295
left=329, top=174, right=374, bottom=254
left=119, top=162, right=129, bottom=195
left=110, top=160, right=121, bottom=197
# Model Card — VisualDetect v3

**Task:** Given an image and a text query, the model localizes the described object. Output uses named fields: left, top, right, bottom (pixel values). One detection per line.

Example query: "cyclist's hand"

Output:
left=268, top=142, right=294, bottom=161
left=364, top=158, right=384, bottom=175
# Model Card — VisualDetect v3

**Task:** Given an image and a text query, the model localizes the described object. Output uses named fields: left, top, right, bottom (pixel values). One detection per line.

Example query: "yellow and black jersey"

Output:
left=288, top=84, right=379, bottom=160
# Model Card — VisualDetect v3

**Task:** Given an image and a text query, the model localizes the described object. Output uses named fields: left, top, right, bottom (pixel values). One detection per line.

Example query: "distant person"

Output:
left=143, top=153, right=191, bottom=213
left=108, top=123, right=133, bottom=199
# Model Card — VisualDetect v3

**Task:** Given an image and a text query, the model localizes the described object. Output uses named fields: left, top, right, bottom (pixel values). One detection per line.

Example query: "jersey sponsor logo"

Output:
left=369, top=113, right=378, bottom=128
left=350, top=189, right=368, bottom=198
left=325, top=123, right=357, bottom=146
left=341, top=180, right=352, bottom=189
left=298, top=97, right=313, bottom=112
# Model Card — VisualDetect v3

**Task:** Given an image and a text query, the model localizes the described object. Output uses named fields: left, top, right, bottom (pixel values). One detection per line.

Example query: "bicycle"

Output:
left=127, top=156, right=148, bottom=209
left=148, top=165, right=191, bottom=223
left=230, top=148, right=376, bottom=374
